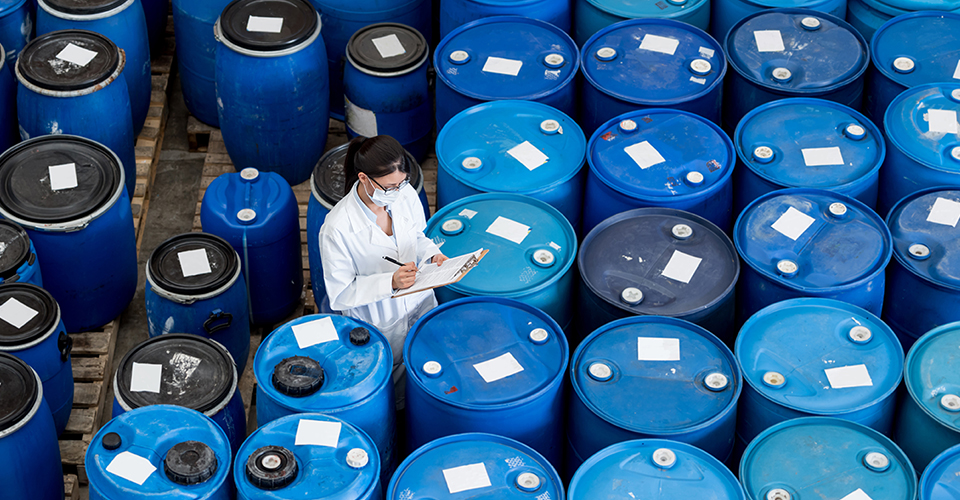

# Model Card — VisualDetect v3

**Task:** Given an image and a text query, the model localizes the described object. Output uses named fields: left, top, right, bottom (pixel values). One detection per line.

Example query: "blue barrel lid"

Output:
left=254, top=314, right=392, bottom=412
left=582, top=0, right=708, bottom=19
left=568, top=439, right=746, bottom=500
left=571, top=316, right=741, bottom=435
left=424, top=193, right=576, bottom=297
left=740, top=417, right=917, bottom=500
left=725, top=9, right=868, bottom=93
left=0, top=0, right=27, bottom=14
left=921, top=443, right=960, bottom=500
left=904, top=321, right=960, bottom=433
left=234, top=413, right=380, bottom=498
left=387, top=432, right=563, bottom=499
left=202, top=167, right=295, bottom=231
left=587, top=109, right=735, bottom=201
left=579, top=208, right=739, bottom=318
left=434, top=16, right=579, bottom=101
left=887, top=187, right=960, bottom=291
left=736, top=298, right=903, bottom=415
left=581, top=19, right=725, bottom=106
left=884, top=83, right=960, bottom=171
left=735, top=188, right=892, bottom=291
left=871, top=13, right=960, bottom=90
left=735, top=98, right=884, bottom=190
left=436, top=100, right=586, bottom=194
left=87, top=405, right=231, bottom=496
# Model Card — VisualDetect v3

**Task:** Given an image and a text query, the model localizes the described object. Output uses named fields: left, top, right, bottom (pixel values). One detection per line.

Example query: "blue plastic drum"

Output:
left=0, top=220, right=41, bottom=286
left=0, top=0, right=32, bottom=66
left=921, top=444, right=960, bottom=500
left=440, top=0, right=570, bottom=40
left=847, top=0, right=960, bottom=43
left=141, top=0, right=167, bottom=53
left=172, top=0, right=231, bottom=126
left=710, top=0, right=846, bottom=43
left=574, top=0, right=710, bottom=47
left=0, top=43, right=16, bottom=151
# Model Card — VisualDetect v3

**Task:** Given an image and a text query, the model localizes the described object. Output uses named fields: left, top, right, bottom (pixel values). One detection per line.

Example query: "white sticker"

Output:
left=473, top=352, right=524, bottom=383
left=292, top=316, right=339, bottom=349
left=690, top=76, right=707, bottom=85
left=754, top=30, right=785, bottom=52
left=825, top=364, right=874, bottom=389
left=485, top=216, right=530, bottom=244
left=638, top=337, right=680, bottom=361
left=801, top=146, right=845, bottom=167
left=927, top=109, right=959, bottom=134
left=661, top=250, right=702, bottom=284
left=507, top=141, right=549, bottom=171
left=130, top=362, right=162, bottom=393
left=55, top=43, right=97, bottom=67
left=168, top=352, right=201, bottom=389
left=841, top=489, right=874, bottom=500
left=549, top=241, right=561, bottom=251
left=48, top=163, right=78, bottom=191
left=927, top=197, right=960, bottom=227
left=482, top=56, right=523, bottom=76
left=624, top=141, right=666, bottom=170
left=639, top=34, right=680, bottom=55
left=177, top=249, right=212, bottom=277
left=771, top=207, right=816, bottom=241
left=106, top=451, right=156, bottom=486
left=344, top=96, right=378, bottom=138
left=699, top=46, right=715, bottom=58
left=953, top=59, right=960, bottom=80
left=0, top=297, right=39, bottom=329
left=371, top=34, right=406, bottom=58
left=459, top=209, right=477, bottom=219
left=294, top=419, right=342, bottom=447
left=443, top=463, right=492, bottom=494
left=246, top=15, right=283, bottom=33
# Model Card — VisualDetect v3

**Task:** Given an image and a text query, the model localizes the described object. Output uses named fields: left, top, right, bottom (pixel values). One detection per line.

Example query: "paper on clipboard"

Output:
left=392, top=248, right=487, bottom=298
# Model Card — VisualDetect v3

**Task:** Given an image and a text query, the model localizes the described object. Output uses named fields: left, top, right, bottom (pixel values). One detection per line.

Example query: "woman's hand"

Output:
left=432, top=254, right=449, bottom=266
left=392, top=262, right=418, bottom=290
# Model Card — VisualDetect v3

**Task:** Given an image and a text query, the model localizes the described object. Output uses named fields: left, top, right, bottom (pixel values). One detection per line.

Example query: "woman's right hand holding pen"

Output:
left=392, top=262, right=418, bottom=290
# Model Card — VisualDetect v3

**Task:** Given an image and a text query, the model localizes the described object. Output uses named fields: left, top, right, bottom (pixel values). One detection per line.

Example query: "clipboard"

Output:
left=392, top=248, right=489, bottom=298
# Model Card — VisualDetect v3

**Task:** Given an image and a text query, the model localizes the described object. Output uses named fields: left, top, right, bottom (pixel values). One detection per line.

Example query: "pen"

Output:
left=382, top=256, right=406, bottom=267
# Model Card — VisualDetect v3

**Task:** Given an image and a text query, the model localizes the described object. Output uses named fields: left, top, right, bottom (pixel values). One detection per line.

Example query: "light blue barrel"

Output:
left=584, top=108, right=736, bottom=236
left=440, top=0, right=571, bottom=40
left=433, top=16, right=579, bottom=130
left=574, top=0, right=710, bottom=47
left=171, top=0, right=231, bottom=126
left=0, top=43, right=16, bottom=151
left=0, top=219, right=41, bottom=286
left=87, top=405, right=232, bottom=500
left=710, top=0, right=846, bottom=43
left=921, top=444, right=960, bottom=500
left=436, top=100, right=586, bottom=231
left=848, top=0, right=960, bottom=43
left=0, top=0, right=31, bottom=67
left=734, top=98, right=884, bottom=214
left=423, top=193, right=578, bottom=331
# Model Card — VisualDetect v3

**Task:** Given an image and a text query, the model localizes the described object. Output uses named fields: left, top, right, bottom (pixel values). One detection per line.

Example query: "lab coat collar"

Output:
left=344, top=182, right=414, bottom=253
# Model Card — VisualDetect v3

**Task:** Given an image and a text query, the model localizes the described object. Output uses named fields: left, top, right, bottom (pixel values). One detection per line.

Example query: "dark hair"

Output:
left=342, top=135, right=410, bottom=193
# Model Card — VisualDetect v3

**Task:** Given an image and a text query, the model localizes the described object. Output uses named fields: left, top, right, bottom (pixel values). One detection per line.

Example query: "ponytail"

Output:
left=340, top=135, right=410, bottom=196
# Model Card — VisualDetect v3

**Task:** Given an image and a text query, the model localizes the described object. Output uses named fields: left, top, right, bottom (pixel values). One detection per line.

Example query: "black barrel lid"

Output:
left=0, top=220, right=31, bottom=280
left=42, top=0, right=130, bottom=15
left=165, top=441, right=219, bottom=485
left=0, top=136, right=121, bottom=224
left=0, top=352, right=38, bottom=432
left=219, top=0, right=318, bottom=52
left=347, top=23, right=427, bottom=73
left=148, top=233, right=238, bottom=296
left=246, top=445, right=298, bottom=490
left=272, top=356, right=324, bottom=397
left=18, top=30, right=119, bottom=91
left=0, top=284, right=58, bottom=346
left=312, top=143, right=422, bottom=206
left=115, top=334, right=234, bottom=413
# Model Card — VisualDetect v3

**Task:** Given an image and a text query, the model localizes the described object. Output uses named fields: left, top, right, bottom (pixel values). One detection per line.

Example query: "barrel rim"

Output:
left=870, top=12, right=960, bottom=85
left=0, top=220, right=31, bottom=280
left=0, top=353, right=41, bottom=436
left=883, top=82, right=960, bottom=172
left=37, top=0, right=133, bottom=20
left=214, top=11, right=322, bottom=58
left=903, top=320, right=960, bottom=433
left=860, top=0, right=960, bottom=16
left=886, top=185, right=960, bottom=292
left=147, top=232, right=240, bottom=297
left=0, top=0, right=27, bottom=14
left=0, top=283, right=62, bottom=349
left=346, top=22, right=428, bottom=76
left=582, top=0, right=709, bottom=17
left=919, top=442, right=960, bottom=500
left=16, top=29, right=121, bottom=92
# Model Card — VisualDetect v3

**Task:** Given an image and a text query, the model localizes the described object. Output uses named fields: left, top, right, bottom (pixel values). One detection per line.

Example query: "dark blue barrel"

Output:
left=0, top=135, right=137, bottom=332
left=567, top=316, right=741, bottom=477
left=921, top=444, right=960, bottom=500
left=741, top=418, right=917, bottom=500
left=145, top=233, right=250, bottom=373
left=235, top=413, right=381, bottom=500
left=344, top=23, right=431, bottom=162
left=388, top=433, right=564, bottom=500
left=584, top=109, right=735, bottom=235
left=16, top=29, right=136, bottom=199
left=87, top=405, right=232, bottom=500
left=433, top=16, right=579, bottom=130
left=710, top=0, right=846, bottom=43
left=172, top=0, right=231, bottom=126
left=734, top=188, right=892, bottom=324
left=0, top=353, right=63, bottom=500
left=0, top=220, right=41, bottom=286
left=423, top=193, right=577, bottom=331
left=214, top=0, right=328, bottom=186
left=0, top=43, right=16, bottom=151
left=578, top=208, right=739, bottom=346
left=879, top=83, right=960, bottom=216
left=0, top=0, right=31, bottom=66
left=848, top=0, right=960, bottom=43
left=36, top=0, right=151, bottom=136
left=254, top=314, right=395, bottom=488
left=436, top=100, right=586, bottom=231
left=141, top=0, right=166, bottom=53
left=723, top=9, right=869, bottom=132
left=574, top=0, right=710, bottom=47
left=734, top=98, right=884, bottom=214
left=579, top=19, right=726, bottom=136
left=440, top=0, right=571, bottom=40
left=200, top=168, right=302, bottom=325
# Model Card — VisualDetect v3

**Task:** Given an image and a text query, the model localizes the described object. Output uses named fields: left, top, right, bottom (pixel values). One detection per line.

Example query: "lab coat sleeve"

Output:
left=321, top=228, right=395, bottom=311
left=416, top=232, right=442, bottom=264
left=407, top=188, right=442, bottom=263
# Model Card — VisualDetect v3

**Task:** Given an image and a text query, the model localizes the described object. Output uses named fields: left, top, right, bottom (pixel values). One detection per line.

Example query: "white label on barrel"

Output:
left=169, top=353, right=201, bottom=389
left=699, top=47, right=715, bottom=58
left=130, top=362, right=162, bottom=393
left=841, top=489, right=874, bottom=500
left=177, top=249, right=212, bottom=277
left=927, top=197, right=960, bottom=227
left=639, top=34, right=680, bottom=55
left=754, top=30, right=785, bottom=52
left=473, top=352, right=524, bottom=383
left=486, top=216, right=530, bottom=244
left=661, top=250, right=702, bottom=284
left=801, top=146, right=845, bottom=167
left=106, top=451, right=156, bottom=485
left=443, top=463, right=491, bottom=494
left=372, top=34, right=406, bottom=58
left=48, top=163, right=78, bottom=191
left=292, top=316, right=339, bottom=349
left=624, top=141, right=666, bottom=169
left=246, top=16, right=283, bottom=33
left=825, top=364, right=873, bottom=389
left=295, top=419, right=341, bottom=447
left=56, top=43, right=97, bottom=67
left=344, top=96, right=378, bottom=138
left=0, top=298, right=38, bottom=329
left=771, top=207, right=815, bottom=240
left=690, top=76, right=707, bottom=85
left=459, top=209, right=477, bottom=219
left=507, top=141, right=549, bottom=171
left=637, top=337, right=680, bottom=361
left=927, top=109, right=959, bottom=134
left=953, top=59, right=960, bottom=79
left=482, top=57, right=523, bottom=76
left=549, top=241, right=561, bottom=251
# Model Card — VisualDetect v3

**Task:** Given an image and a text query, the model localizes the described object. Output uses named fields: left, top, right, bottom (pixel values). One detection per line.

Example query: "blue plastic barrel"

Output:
left=145, top=233, right=251, bottom=373
left=0, top=135, right=137, bottom=332
left=87, top=405, right=232, bottom=500
left=723, top=9, right=869, bottom=132
left=388, top=433, right=563, bottom=500
left=433, top=16, right=579, bottom=130
left=16, top=29, right=137, bottom=199
left=0, top=43, right=16, bottom=151
left=567, top=316, right=741, bottom=477
left=423, top=193, right=577, bottom=331
left=734, top=98, right=884, bottom=214
left=214, top=0, right=328, bottom=186
left=436, top=100, right=586, bottom=231
left=584, top=108, right=735, bottom=235
left=235, top=413, right=381, bottom=500
left=710, top=0, right=846, bottom=43
left=440, top=0, right=571, bottom=40
left=344, top=23, right=431, bottom=162
left=921, top=444, right=960, bottom=500
left=200, top=168, right=302, bottom=326
left=0, top=220, right=41, bottom=286
left=734, top=188, right=892, bottom=324
left=172, top=0, right=231, bottom=126
left=574, top=0, right=710, bottom=47
left=579, top=19, right=726, bottom=136
left=847, top=0, right=960, bottom=43
left=0, top=0, right=31, bottom=66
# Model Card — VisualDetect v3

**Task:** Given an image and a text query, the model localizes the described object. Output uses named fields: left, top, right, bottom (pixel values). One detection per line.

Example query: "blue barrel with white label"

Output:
left=735, top=188, right=892, bottom=324
left=440, top=0, right=570, bottom=40
left=567, top=316, right=741, bottom=477
left=574, top=0, right=710, bottom=47
left=434, top=16, right=579, bottom=130
left=584, top=108, right=736, bottom=236
left=848, top=0, right=960, bottom=43
left=723, top=9, right=869, bottom=132
left=0, top=220, right=41, bottom=286
left=172, top=0, right=231, bottom=126
left=0, top=0, right=30, bottom=68
left=436, top=100, right=586, bottom=231
left=87, top=405, right=232, bottom=500
left=710, top=0, right=846, bottom=43
left=921, top=444, right=960, bottom=500
left=235, top=412, right=382, bottom=500
left=387, top=433, right=563, bottom=500
left=0, top=42, right=16, bottom=151
left=579, top=19, right=726, bottom=136
left=734, top=98, right=884, bottom=214
left=424, top=193, right=577, bottom=331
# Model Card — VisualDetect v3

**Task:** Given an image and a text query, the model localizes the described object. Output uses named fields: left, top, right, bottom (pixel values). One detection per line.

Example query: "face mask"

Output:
left=366, top=181, right=401, bottom=207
